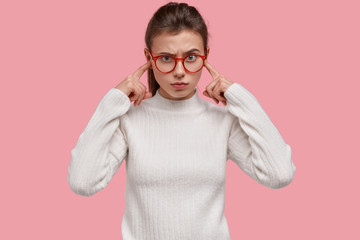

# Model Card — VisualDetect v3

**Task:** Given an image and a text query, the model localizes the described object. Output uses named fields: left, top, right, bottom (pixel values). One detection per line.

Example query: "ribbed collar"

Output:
left=147, top=87, right=205, bottom=113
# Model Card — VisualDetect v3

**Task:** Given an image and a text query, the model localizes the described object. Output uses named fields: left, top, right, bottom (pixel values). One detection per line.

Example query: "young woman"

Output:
left=67, top=2, right=296, bottom=239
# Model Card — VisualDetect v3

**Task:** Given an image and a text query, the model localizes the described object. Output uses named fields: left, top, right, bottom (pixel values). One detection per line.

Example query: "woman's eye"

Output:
left=160, top=56, right=172, bottom=62
left=186, top=55, right=197, bottom=62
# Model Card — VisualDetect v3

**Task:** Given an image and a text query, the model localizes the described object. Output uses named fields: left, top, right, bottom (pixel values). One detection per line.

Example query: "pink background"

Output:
left=1, top=0, right=359, bottom=239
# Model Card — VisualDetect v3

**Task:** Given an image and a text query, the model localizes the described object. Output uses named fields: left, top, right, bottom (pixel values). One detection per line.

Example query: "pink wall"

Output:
left=1, top=0, right=358, bottom=239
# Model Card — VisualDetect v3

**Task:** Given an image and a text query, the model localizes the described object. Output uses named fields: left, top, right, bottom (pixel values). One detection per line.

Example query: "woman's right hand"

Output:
left=115, top=61, right=152, bottom=107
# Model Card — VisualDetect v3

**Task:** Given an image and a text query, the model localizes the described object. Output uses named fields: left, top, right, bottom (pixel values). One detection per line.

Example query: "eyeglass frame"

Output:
left=147, top=49, right=207, bottom=74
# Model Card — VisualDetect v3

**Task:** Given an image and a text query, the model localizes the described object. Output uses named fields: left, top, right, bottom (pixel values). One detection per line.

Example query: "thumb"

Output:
left=143, top=91, right=153, bottom=99
left=203, top=90, right=210, bottom=98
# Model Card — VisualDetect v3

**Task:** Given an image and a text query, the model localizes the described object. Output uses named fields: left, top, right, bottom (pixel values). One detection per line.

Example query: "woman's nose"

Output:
left=173, top=60, right=185, bottom=77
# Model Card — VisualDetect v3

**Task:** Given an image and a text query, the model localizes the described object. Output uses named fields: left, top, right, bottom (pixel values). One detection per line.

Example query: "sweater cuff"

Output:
left=106, top=88, right=131, bottom=107
left=95, top=88, right=131, bottom=117
left=224, top=82, right=260, bottom=108
left=109, top=88, right=131, bottom=105
left=224, top=83, right=257, bottom=103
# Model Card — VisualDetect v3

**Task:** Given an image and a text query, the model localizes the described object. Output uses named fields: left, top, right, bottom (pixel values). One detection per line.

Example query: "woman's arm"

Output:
left=225, top=83, right=296, bottom=189
left=67, top=88, right=131, bottom=196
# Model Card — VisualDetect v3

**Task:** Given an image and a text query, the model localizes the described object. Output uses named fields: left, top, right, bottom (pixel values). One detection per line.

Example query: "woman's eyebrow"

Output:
left=158, top=48, right=201, bottom=55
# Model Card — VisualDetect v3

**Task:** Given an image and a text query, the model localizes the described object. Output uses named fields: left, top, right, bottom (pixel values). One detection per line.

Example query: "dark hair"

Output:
left=145, top=2, right=209, bottom=96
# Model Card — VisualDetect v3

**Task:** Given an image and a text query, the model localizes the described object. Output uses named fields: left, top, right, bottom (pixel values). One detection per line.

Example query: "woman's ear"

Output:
left=144, top=48, right=152, bottom=69
left=206, top=47, right=210, bottom=56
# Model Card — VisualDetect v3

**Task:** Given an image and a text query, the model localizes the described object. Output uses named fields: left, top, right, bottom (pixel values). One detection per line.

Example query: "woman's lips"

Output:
left=171, top=83, right=188, bottom=89
left=172, top=82, right=188, bottom=85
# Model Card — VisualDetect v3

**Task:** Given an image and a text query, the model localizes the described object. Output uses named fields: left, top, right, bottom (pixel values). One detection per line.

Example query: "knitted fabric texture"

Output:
left=67, top=83, right=296, bottom=240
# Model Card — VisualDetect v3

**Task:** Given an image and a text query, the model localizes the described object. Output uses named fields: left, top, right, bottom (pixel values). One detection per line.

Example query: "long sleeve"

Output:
left=224, top=83, right=296, bottom=189
left=67, top=88, right=131, bottom=196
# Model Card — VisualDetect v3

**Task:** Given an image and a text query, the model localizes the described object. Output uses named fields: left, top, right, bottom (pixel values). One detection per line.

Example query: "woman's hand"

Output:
left=203, top=60, right=234, bottom=106
left=115, top=61, right=152, bottom=107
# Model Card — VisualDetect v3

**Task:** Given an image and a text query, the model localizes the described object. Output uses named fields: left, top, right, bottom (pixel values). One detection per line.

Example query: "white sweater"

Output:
left=67, top=82, right=296, bottom=240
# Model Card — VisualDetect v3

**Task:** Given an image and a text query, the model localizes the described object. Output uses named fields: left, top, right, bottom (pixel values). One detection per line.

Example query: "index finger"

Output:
left=204, top=60, right=221, bottom=79
left=133, top=61, right=151, bottom=79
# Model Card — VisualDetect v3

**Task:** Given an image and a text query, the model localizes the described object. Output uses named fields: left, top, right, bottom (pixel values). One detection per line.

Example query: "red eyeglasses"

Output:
left=148, top=49, right=207, bottom=73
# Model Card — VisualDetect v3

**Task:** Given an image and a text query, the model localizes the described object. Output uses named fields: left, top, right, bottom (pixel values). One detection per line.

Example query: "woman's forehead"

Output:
left=151, top=30, right=204, bottom=53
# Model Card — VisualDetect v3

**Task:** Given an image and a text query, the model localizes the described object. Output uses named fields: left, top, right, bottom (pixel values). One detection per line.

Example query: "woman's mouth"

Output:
left=171, top=82, right=188, bottom=89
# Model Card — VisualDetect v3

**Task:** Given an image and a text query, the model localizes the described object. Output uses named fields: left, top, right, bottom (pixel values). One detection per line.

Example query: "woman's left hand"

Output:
left=203, top=60, right=234, bottom=106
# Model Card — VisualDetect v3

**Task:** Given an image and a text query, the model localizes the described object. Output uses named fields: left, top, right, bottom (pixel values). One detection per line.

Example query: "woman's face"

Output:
left=145, top=30, right=209, bottom=100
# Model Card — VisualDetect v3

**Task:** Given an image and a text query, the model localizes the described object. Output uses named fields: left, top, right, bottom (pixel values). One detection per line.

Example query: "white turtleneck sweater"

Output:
left=67, top=82, right=296, bottom=240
